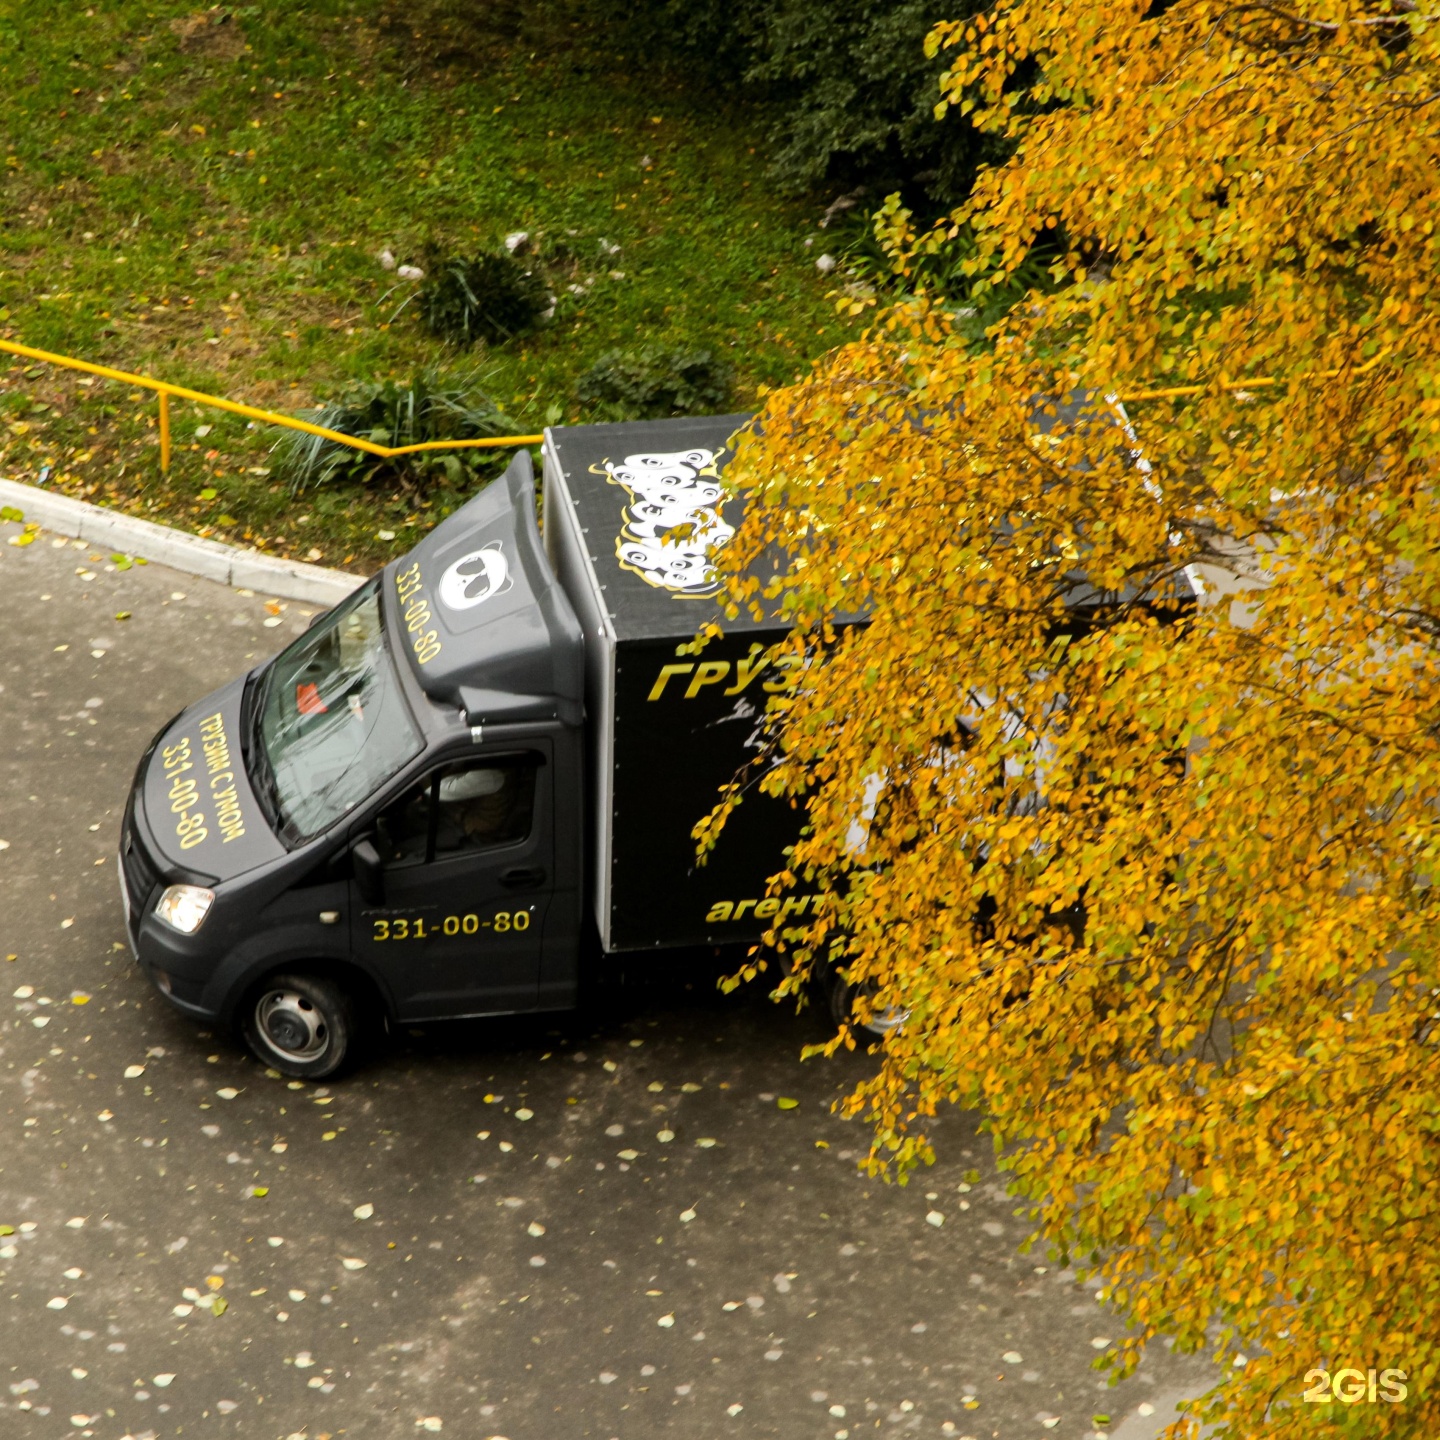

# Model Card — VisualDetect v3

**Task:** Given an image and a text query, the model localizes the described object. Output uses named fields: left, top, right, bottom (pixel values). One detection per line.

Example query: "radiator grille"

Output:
left=120, top=811, right=159, bottom=936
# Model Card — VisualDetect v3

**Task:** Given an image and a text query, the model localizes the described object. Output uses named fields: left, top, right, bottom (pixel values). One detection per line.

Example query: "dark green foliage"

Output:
left=575, top=346, right=734, bottom=420
left=744, top=0, right=1003, bottom=204
left=567, top=0, right=1003, bottom=208
left=838, top=212, right=1063, bottom=327
left=415, top=247, right=551, bottom=347
left=272, top=372, right=520, bottom=494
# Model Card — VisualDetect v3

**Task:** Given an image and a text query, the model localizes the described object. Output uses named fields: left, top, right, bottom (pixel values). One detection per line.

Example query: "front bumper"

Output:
left=138, top=960, right=213, bottom=1019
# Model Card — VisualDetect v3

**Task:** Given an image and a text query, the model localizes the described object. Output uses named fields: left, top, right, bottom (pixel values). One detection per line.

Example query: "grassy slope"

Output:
left=0, top=0, right=856, bottom=568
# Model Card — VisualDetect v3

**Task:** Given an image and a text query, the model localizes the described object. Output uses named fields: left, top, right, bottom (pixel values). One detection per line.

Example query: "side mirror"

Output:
left=350, top=837, right=384, bottom=906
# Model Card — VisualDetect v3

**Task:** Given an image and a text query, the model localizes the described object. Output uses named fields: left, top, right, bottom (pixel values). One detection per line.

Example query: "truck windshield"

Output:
left=250, top=579, right=422, bottom=846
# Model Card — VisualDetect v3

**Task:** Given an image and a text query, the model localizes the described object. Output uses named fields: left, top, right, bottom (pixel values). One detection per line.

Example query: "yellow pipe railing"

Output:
left=0, top=338, right=543, bottom=473
left=0, top=334, right=1394, bottom=475
left=1115, top=348, right=1391, bottom=403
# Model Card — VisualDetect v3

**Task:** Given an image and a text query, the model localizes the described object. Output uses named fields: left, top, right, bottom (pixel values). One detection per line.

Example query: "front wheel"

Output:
left=242, top=972, right=358, bottom=1080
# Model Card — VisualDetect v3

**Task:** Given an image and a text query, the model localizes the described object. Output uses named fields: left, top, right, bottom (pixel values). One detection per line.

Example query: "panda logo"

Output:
left=438, top=541, right=514, bottom=611
left=600, top=447, right=734, bottom=597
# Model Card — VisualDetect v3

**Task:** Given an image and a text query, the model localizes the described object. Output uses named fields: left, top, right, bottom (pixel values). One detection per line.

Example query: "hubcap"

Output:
left=862, top=1002, right=910, bottom=1037
left=256, top=990, right=329, bottom=1061
left=850, top=979, right=910, bottom=1037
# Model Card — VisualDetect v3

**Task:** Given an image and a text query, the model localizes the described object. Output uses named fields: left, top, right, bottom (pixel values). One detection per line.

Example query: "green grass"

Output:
left=0, top=0, right=858, bottom=569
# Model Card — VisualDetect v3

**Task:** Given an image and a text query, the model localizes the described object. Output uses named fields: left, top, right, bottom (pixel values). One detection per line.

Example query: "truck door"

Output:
left=351, top=745, right=553, bottom=1019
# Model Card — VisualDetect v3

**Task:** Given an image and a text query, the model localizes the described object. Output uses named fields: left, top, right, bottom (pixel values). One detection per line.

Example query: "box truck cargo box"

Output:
left=542, top=416, right=815, bottom=952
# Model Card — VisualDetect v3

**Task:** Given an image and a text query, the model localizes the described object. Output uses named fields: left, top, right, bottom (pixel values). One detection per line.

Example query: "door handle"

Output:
left=499, top=866, right=546, bottom=890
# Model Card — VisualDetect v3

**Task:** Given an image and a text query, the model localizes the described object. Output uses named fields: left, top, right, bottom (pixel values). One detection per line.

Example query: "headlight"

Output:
left=154, top=884, right=215, bottom=934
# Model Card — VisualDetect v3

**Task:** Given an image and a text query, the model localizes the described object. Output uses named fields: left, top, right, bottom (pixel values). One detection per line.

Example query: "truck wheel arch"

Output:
left=216, top=947, right=396, bottom=1032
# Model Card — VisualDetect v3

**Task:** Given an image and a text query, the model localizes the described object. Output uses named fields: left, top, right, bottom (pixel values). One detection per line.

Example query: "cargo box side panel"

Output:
left=543, top=437, right=618, bottom=949
left=608, top=633, right=821, bottom=951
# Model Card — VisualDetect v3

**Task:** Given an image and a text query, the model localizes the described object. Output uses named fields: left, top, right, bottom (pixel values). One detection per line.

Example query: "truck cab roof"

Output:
left=394, top=450, right=585, bottom=728
left=390, top=414, right=773, bottom=732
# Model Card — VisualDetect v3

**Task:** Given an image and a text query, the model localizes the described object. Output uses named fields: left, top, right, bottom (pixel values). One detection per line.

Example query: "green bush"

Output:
left=272, top=372, right=521, bottom=495
left=838, top=211, right=1062, bottom=322
left=415, top=247, right=551, bottom=347
left=574, top=346, right=735, bottom=420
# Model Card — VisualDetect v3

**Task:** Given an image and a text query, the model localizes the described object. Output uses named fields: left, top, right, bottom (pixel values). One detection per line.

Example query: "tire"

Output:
left=241, top=972, right=358, bottom=1080
left=825, top=965, right=909, bottom=1042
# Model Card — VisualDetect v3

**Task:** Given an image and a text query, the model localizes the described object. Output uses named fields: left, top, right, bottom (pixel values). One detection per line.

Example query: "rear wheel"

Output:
left=826, top=966, right=909, bottom=1042
left=242, top=972, right=358, bottom=1080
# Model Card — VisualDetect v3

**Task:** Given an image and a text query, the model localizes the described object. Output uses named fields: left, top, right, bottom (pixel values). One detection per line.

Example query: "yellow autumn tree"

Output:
left=701, top=3, right=1440, bottom=1437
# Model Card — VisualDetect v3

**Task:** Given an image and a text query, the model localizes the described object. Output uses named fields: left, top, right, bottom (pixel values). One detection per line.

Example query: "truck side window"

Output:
left=374, top=754, right=539, bottom=866
left=433, top=755, right=538, bottom=855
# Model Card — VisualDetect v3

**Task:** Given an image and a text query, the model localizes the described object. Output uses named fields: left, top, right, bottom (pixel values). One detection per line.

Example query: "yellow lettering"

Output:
left=210, top=780, right=246, bottom=842
left=209, top=771, right=233, bottom=790
left=733, top=899, right=756, bottom=921
left=724, top=652, right=769, bottom=695
left=777, top=894, right=812, bottom=923
left=763, top=653, right=803, bottom=693
left=199, top=714, right=236, bottom=777
left=705, top=901, right=733, bottom=923
left=684, top=660, right=730, bottom=698
left=754, top=898, right=779, bottom=918
left=647, top=663, right=693, bottom=701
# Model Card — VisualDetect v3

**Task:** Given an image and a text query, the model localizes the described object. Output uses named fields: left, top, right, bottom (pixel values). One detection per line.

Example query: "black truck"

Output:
left=120, top=416, right=829, bottom=1077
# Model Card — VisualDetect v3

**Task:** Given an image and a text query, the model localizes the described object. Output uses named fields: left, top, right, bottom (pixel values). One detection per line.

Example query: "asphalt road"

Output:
left=0, top=515, right=1216, bottom=1440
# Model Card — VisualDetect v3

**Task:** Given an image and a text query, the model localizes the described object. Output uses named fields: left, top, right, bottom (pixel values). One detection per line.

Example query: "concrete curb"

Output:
left=0, top=476, right=367, bottom=606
